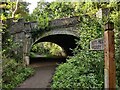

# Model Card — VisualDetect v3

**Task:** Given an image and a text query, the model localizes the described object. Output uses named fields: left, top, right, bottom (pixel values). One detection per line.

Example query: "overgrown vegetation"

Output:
left=2, top=57, right=34, bottom=89
left=1, top=1, right=34, bottom=89
left=1, top=0, right=120, bottom=89
left=52, top=16, right=104, bottom=89
left=50, top=1, right=120, bottom=89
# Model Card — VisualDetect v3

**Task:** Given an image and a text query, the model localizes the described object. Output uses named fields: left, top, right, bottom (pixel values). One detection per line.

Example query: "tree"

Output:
left=12, top=0, right=19, bottom=18
left=0, top=1, right=30, bottom=20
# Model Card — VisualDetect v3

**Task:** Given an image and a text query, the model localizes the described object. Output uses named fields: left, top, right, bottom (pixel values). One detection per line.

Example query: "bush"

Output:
left=52, top=16, right=104, bottom=89
left=52, top=11, right=120, bottom=88
left=2, top=58, right=35, bottom=89
left=52, top=50, right=104, bottom=89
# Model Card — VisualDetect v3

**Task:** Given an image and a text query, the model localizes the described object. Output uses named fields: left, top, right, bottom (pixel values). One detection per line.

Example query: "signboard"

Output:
left=90, top=38, right=104, bottom=50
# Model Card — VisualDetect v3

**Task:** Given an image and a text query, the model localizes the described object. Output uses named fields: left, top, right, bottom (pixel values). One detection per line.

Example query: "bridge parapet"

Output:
left=49, top=16, right=80, bottom=28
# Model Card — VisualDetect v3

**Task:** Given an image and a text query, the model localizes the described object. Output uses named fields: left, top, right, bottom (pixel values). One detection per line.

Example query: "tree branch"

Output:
left=12, top=0, right=19, bottom=18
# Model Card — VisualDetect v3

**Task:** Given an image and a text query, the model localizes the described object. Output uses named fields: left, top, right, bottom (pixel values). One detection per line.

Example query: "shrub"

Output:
left=2, top=57, right=35, bottom=89
left=52, top=16, right=104, bottom=89
left=52, top=50, right=104, bottom=89
left=52, top=11, right=120, bottom=88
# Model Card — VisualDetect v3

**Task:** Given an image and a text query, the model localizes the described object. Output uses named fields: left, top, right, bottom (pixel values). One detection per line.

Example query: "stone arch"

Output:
left=30, top=30, right=79, bottom=56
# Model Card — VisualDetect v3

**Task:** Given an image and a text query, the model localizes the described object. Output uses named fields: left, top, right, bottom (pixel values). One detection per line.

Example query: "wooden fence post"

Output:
left=104, top=21, right=116, bottom=89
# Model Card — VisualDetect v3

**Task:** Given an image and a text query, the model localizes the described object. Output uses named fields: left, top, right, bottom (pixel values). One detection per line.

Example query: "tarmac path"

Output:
left=16, top=57, right=66, bottom=89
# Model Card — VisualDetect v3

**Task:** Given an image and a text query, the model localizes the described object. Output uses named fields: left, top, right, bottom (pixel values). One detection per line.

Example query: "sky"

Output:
left=26, top=0, right=55, bottom=14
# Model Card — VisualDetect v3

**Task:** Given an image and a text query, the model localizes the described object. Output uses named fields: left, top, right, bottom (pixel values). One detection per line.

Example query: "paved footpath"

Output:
left=16, top=61, right=59, bottom=89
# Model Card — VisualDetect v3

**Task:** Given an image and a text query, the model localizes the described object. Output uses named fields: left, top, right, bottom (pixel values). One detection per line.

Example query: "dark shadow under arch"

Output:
left=33, top=34, right=79, bottom=56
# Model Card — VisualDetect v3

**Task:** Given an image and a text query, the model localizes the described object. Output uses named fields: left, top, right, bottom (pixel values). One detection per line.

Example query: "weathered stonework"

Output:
left=4, top=16, right=80, bottom=65
left=3, top=18, right=37, bottom=62
left=49, top=16, right=80, bottom=28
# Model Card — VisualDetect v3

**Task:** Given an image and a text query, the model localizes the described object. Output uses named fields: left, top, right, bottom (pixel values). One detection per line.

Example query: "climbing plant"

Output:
left=52, top=15, right=104, bottom=89
left=1, top=1, right=34, bottom=89
left=51, top=1, right=120, bottom=89
left=29, top=2, right=78, bottom=57
left=28, top=2, right=120, bottom=88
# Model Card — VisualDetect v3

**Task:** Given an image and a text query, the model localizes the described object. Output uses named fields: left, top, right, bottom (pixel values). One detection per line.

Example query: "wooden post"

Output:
left=104, top=21, right=116, bottom=89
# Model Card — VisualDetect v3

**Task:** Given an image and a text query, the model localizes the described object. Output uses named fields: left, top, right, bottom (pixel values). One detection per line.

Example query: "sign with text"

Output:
left=90, top=38, right=104, bottom=50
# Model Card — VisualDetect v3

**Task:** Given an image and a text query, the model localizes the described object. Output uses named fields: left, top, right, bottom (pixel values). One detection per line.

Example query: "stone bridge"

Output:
left=4, top=16, right=80, bottom=65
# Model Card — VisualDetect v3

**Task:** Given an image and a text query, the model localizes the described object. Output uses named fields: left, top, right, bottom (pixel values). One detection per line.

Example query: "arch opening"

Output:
left=29, top=34, right=79, bottom=64
left=30, top=42, right=67, bottom=57
left=30, top=42, right=67, bottom=64
left=33, top=34, right=79, bottom=55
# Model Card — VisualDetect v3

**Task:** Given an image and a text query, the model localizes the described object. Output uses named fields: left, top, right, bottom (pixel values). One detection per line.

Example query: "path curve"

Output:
left=16, top=60, right=60, bottom=89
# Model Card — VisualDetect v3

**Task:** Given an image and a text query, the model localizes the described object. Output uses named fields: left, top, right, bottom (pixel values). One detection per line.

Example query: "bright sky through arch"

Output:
left=26, top=0, right=55, bottom=14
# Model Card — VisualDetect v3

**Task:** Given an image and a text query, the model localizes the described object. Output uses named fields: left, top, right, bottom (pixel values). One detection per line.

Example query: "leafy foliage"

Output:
left=2, top=32, right=21, bottom=60
left=52, top=16, right=104, bottom=89
left=1, top=1, right=120, bottom=89
left=1, top=1, right=34, bottom=89
left=0, top=1, right=30, bottom=20
left=1, top=1, right=30, bottom=59
left=2, top=57, right=34, bottom=89
left=51, top=1, right=120, bottom=89
left=31, top=42, right=66, bottom=57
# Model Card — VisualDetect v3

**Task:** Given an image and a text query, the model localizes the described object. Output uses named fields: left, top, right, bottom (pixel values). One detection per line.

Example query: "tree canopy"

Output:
left=0, top=1, right=30, bottom=20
